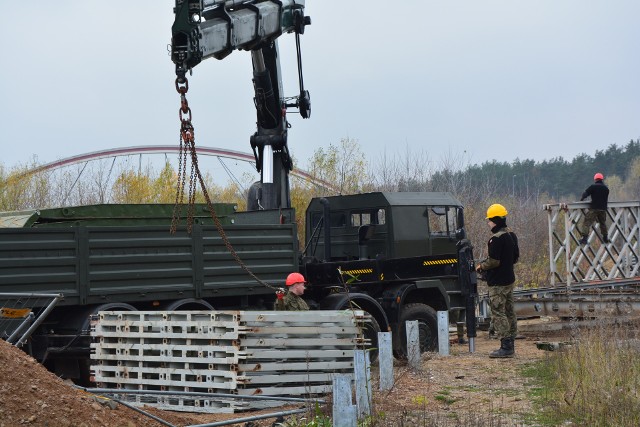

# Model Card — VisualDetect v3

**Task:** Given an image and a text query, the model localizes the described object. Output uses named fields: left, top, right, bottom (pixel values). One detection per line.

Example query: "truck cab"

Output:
left=304, top=192, right=464, bottom=262
left=300, top=192, right=475, bottom=356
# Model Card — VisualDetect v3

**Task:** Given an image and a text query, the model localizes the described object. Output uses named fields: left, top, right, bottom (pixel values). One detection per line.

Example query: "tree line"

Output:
left=432, top=139, right=640, bottom=202
left=1, top=137, right=639, bottom=288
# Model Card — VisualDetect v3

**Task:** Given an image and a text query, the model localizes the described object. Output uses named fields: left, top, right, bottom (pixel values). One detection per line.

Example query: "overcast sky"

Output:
left=1, top=1, right=639, bottom=174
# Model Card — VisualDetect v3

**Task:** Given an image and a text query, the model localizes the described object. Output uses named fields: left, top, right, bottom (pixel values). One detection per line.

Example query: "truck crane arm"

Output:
left=170, top=0, right=311, bottom=210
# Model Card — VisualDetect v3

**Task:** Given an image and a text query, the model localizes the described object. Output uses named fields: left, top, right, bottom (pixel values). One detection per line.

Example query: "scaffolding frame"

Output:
left=545, top=201, right=640, bottom=287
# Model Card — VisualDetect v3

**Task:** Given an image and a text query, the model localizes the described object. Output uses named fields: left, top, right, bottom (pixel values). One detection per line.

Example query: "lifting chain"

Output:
left=170, top=77, right=277, bottom=291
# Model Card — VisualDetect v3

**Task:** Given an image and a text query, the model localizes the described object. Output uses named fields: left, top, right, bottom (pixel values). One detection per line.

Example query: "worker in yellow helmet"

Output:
left=476, top=204, right=520, bottom=358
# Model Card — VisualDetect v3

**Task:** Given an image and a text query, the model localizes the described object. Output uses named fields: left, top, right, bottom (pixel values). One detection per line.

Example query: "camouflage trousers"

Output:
left=579, top=209, right=608, bottom=240
left=488, top=283, right=517, bottom=339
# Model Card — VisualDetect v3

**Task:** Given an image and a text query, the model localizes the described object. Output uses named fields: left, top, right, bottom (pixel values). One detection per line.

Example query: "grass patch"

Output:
left=522, top=323, right=640, bottom=426
left=434, top=389, right=457, bottom=405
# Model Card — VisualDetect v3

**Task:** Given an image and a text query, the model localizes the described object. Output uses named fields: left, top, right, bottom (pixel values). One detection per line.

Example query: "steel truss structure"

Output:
left=545, top=201, right=640, bottom=286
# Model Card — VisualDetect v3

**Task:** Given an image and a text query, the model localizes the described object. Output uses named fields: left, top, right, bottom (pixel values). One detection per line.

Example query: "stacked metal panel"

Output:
left=90, top=310, right=365, bottom=413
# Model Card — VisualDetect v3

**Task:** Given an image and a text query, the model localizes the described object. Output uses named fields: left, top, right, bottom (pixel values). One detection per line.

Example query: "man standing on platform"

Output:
left=578, top=172, right=610, bottom=245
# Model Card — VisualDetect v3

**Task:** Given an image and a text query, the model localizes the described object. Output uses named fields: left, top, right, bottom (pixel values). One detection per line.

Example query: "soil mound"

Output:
left=0, top=339, right=164, bottom=427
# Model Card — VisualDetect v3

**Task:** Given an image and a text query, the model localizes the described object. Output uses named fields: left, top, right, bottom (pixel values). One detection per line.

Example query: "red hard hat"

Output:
left=594, top=172, right=604, bottom=181
left=285, top=272, right=306, bottom=286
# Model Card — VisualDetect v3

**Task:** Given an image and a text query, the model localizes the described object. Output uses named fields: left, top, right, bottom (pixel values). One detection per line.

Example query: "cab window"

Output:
left=428, top=206, right=457, bottom=237
left=311, top=211, right=347, bottom=229
left=351, top=209, right=385, bottom=227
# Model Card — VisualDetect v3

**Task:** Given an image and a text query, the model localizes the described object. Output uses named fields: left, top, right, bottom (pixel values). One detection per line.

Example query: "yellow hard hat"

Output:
left=486, top=203, right=508, bottom=219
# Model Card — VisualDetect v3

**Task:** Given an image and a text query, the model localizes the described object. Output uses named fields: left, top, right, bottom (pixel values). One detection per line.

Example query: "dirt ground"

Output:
left=0, top=319, right=566, bottom=427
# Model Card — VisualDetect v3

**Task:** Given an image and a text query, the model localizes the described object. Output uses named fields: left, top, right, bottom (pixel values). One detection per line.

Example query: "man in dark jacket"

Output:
left=476, top=203, right=519, bottom=358
left=578, top=172, right=609, bottom=245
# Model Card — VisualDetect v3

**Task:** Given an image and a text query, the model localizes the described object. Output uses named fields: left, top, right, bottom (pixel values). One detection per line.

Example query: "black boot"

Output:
left=489, top=338, right=515, bottom=358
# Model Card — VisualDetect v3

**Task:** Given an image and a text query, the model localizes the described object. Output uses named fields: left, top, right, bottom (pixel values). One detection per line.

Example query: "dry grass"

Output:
left=530, top=320, right=640, bottom=426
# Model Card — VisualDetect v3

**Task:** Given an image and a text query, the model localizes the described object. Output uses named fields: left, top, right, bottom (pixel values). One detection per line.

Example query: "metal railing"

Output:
left=544, top=201, right=640, bottom=287
left=0, top=293, right=63, bottom=347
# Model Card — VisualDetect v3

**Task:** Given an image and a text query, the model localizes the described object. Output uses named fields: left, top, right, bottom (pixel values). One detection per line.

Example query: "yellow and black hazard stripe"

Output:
left=340, top=268, right=374, bottom=275
left=423, top=258, right=457, bottom=266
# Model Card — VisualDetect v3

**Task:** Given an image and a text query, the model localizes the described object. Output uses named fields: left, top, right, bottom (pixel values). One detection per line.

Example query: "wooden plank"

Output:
left=242, top=372, right=342, bottom=384
left=94, top=366, right=238, bottom=380
left=245, top=349, right=354, bottom=359
left=93, top=331, right=240, bottom=340
left=238, top=361, right=353, bottom=372
left=114, top=394, right=243, bottom=414
left=90, top=354, right=242, bottom=365
left=247, top=326, right=360, bottom=334
left=238, top=310, right=364, bottom=322
left=240, top=337, right=356, bottom=347
left=91, top=343, right=243, bottom=354
left=92, top=376, right=240, bottom=390
left=237, top=384, right=335, bottom=395
left=99, top=311, right=240, bottom=322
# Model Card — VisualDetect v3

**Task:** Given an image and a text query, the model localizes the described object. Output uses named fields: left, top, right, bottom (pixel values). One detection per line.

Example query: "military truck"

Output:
left=2, top=0, right=481, bottom=384
left=0, top=192, right=476, bottom=382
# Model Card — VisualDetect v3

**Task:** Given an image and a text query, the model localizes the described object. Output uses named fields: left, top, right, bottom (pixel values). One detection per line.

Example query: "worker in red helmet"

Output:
left=578, top=173, right=610, bottom=245
left=274, top=272, right=309, bottom=311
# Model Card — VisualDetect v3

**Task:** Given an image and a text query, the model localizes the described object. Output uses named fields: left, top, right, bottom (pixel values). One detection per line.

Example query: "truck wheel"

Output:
left=396, top=303, right=438, bottom=358
left=80, top=302, right=138, bottom=333
left=162, top=299, right=214, bottom=311
left=77, top=302, right=137, bottom=386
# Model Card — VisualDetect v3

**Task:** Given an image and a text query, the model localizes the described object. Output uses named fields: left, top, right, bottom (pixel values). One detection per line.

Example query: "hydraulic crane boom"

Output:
left=170, top=0, right=311, bottom=210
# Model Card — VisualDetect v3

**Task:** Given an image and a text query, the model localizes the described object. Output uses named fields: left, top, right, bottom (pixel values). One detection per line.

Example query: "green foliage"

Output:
left=293, top=137, right=370, bottom=249
left=276, top=403, right=332, bottom=427
left=277, top=414, right=332, bottom=427
left=338, top=267, right=361, bottom=285
left=431, top=139, right=640, bottom=200
left=112, top=168, right=154, bottom=203
left=152, top=161, right=178, bottom=202
left=434, top=389, right=457, bottom=405
left=304, top=137, right=370, bottom=196
left=0, top=160, right=53, bottom=211
left=411, top=395, right=428, bottom=405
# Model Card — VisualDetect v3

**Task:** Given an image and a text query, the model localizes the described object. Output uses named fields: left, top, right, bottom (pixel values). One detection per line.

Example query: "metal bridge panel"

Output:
left=544, top=201, right=640, bottom=287
left=91, top=310, right=363, bottom=413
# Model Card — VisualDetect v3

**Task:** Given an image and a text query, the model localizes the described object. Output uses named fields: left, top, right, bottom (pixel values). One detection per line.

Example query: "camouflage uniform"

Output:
left=579, top=210, right=608, bottom=242
left=488, top=282, right=517, bottom=339
left=479, top=227, right=519, bottom=340
left=274, top=291, right=309, bottom=311
left=578, top=179, right=609, bottom=243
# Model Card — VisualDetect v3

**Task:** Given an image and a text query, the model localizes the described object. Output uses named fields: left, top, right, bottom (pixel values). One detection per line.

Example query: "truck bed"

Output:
left=0, top=224, right=298, bottom=307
